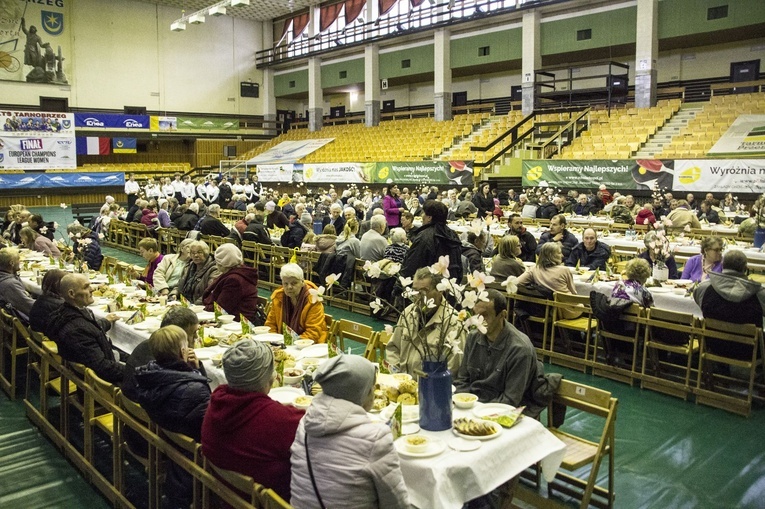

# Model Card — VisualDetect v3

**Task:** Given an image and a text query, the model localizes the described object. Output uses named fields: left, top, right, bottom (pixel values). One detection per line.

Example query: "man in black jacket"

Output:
left=172, top=202, right=200, bottom=231
left=48, top=274, right=125, bottom=384
left=508, top=214, right=538, bottom=262
left=242, top=203, right=273, bottom=245
left=199, top=204, right=230, bottom=237
left=401, top=200, right=463, bottom=282
left=536, top=214, right=579, bottom=259
left=566, top=228, right=611, bottom=270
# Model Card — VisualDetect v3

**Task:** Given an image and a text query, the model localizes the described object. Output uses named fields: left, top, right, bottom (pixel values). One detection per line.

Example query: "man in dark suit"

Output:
left=321, top=203, right=345, bottom=233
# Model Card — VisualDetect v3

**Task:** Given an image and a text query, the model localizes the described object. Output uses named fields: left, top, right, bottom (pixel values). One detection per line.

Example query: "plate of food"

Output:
left=269, top=386, right=304, bottom=405
left=452, top=418, right=502, bottom=440
left=196, top=311, right=216, bottom=322
left=394, top=435, right=446, bottom=458
left=649, top=286, right=672, bottom=293
left=472, top=403, right=515, bottom=419
left=667, top=279, right=693, bottom=287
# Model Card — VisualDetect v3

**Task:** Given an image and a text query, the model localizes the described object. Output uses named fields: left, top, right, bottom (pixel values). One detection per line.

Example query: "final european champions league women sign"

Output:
left=0, top=110, right=76, bottom=169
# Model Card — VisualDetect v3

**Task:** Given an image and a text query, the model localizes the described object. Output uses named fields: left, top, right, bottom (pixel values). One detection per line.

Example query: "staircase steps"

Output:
left=634, top=104, right=704, bottom=158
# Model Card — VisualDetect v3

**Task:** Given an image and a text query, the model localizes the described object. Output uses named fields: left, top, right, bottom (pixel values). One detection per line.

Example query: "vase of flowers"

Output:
left=362, top=253, right=492, bottom=431
left=647, top=225, right=673, bottom=282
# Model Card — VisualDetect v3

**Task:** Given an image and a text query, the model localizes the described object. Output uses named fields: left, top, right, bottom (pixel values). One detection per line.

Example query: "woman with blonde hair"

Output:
left=20, top=226, right=61, bottom=258
left=491, top=235, right=525, bottom=279
left=336, top=217, right=361, bottom=259
left=611, top=258, right=654, bottom=307
left=516, top=242, right=576, bottom=295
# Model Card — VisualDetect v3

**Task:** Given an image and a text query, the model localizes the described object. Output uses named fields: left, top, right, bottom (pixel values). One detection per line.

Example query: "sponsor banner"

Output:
left=176, top=117, right=239, bottom=131
left=370, top=161, right=474, bottom=185
left=0, top=135, right=76, bottom=169
left=708, top=115, right=765, bottom=156
left=1, top=110, right=75, bottom=135
left=247, top=139, right=335, bottom=165
left=256, top=164, right=294, bottom=182
left=522, top=159, right=676, bottom=191
left=672, top=159, right=765, bottom=194
left=0, top=172, right=124, bottom=189
left=0, top=2, right=72, bottom=85
left=302, top=163, right=370, bottom=183
left=150, top=116, right=178, bottom=132
left=74, top=113, right=150, bottom=129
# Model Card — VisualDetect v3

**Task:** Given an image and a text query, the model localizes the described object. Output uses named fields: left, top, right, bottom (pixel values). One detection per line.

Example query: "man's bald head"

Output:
left=60, top=273, right=93, bottom=308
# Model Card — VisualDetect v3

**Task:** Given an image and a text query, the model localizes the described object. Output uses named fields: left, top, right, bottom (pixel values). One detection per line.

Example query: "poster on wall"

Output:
left=671, top=159, right=765, bottom=194
left=256, top=164, right=294, bottom=182
left=0, top=0, right=71, bottom=84
left=302, top=163, right=370, bottom=183
left=0, top=110, right=76, bottom=169
left=707, top=115, right=765, bottom=156
left=150, top=116, right=178, bottom=132
left=522, top=159, right=675, bottom=191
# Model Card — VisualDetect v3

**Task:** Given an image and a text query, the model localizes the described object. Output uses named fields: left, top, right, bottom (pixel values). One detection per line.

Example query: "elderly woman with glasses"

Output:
left=264, top=263, right=327, bottom=343
left=681, top=236, right=723, bottom=282
left=153, top=238, right=194, bottom=296
left=172, top=240, right=220, bottom=304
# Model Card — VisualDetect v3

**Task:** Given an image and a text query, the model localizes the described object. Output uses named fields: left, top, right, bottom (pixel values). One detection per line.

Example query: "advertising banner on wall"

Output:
left=302, top=163, right=370, bottom=183
left=150, top=116, right=178, bottom=132
left=708, top=115, right=765, bottom=156
left=522, top=159, right=676, bottom=191
left=247, top=139, right=335, bottom=165
left=0, top=172, right=124, bottom=189
left=75, top=113, right=150, bottom=129
left=0, top=1, right=71, bottom=85
left=671, top=159, right=765, bottom=194
left=0, top=110, right=76, bottom=169
left=176, top=117, right=239, bottom=131
left=256, top=164, right=294, bottom=182
left=370, top=161, right=474, bottom=185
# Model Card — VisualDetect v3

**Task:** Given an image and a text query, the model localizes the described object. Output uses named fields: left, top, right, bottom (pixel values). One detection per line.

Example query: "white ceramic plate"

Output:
left=381, top=404, right=419, bottom=423
left=196, top=311, right=215, bottom=322
left=114, top=310, right=136, bottom=319
left=667, top=279, right=693, bottom=286
left=253, top=333, right=285, bottom=343
left=649, top=286, right=672, bottom=293
left=448, top=436, right=482, bottom=452
left=394, top=436, right=446, bottom=458
left=401, top=423, right=421, bottom=435
left=452, top=420, right=503, bottom=441
left=296, top=358, right=328, bottom=371
left=222, top=322, right=242, bottom=332
left=133, top=320, right=161, bottom=331
left=269, top=386, right=305, bottom=405
left=18, top=271, right=35, bottom=277
left=299, top=344, right=329, bottom=359
left=472, top=403, right=516, bottom=419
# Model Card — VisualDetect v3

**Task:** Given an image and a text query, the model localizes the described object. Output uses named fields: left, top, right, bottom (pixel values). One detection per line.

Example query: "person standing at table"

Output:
left=48, top=274, right=124, bottom=384
left=124, top=173, right=141, bottom=209
left=681, top=236, right=723, bottom=283
left=290, top=355, right=410, bottom=509
left=202, top=339, right=304, bottom=502
left=566, top=228, right=610, bottom=270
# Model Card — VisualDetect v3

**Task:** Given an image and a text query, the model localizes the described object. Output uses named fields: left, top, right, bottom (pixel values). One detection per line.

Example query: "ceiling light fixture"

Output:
left=189, top=13, right=206, bottom=24
left=209, top=5, right=227, bottom=16
left=231, top=0, right=250, bottom=6
left=170, top=20, right=186, bottom=31
left=172, top=0, right=255, bottom=31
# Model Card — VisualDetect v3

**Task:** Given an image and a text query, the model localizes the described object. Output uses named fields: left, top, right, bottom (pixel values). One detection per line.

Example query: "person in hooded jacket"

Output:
left=68, top=223, right=104, bottom=271
left=290, top=355, right=409, bottom=509
left=694, top=250, right=765, bottom=361
left=281, top=213, right=312, bottom=249
left=202, top=339, right=304, bottom=502
left=125, top=325, right=210, bottom=509
left=202, top=244, right=259, bottom=322
left=400, top=200, right=463, bottom=282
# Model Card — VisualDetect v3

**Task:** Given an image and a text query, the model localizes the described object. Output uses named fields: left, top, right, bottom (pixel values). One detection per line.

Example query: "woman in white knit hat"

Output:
left=202, top=243, right=260, bottom=323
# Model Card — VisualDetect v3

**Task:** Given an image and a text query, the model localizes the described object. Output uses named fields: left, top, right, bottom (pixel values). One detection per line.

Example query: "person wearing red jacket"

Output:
left=202, top=243, right=259, bottom=323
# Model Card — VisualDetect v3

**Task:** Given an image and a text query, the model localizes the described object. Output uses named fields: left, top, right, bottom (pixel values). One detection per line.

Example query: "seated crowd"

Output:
left=1, top=179, right=764, bottom=509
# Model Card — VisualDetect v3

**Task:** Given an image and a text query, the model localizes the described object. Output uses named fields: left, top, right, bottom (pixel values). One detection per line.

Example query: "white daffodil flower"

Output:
left=325, top=273, right=342, bottom=286
left=370, top=299, right=384, bottom=313
left=501, top=276, right=518, bottom=295
left=467, top=271, right=495, bottom=292
left=398, top=276, right=413, bottom=287
left=429, top=255, right=451, bottom=278
left=308, top=286, right=325, bottom=304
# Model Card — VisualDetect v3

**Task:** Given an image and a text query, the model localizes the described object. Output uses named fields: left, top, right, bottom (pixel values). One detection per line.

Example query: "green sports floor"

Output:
left=1, top=206, right=763, bottom=508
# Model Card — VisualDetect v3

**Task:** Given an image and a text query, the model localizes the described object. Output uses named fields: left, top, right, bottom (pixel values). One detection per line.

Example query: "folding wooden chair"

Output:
left=695, top=318, right=764, bottom=417
left=591, top=302, right=645, bottom=386
left=640, top=308, right=700, bottom=401
left=509, top=290, right=553, bottom=356
left=331, top=319, right=375, bottom=356
left=119, top=391, right=161, bottom=507
left=547, top=379, right=618, bottom=509
left=259, top=486, right=294, bottom=509
left=159, top=427, right=203, bottom=509
left=548, top=292, right=597, bottom=373
left=205, top=458, right=269, bottom=508
left=0, top=310, right=29, bottom=400
left=84, top=368, right=120, bottom=486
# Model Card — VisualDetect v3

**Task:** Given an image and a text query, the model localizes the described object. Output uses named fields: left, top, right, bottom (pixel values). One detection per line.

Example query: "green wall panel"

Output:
left=451, top=28, right=522, bottom=69
left=658, top=0, right=765, bottom=38
left=274, top=70, right=308, bottom=97
left=321, top=59, right=365, bottom=88
left=541, top=7, right=637, bottom=55
left=380, top=44, right=434, bottom=78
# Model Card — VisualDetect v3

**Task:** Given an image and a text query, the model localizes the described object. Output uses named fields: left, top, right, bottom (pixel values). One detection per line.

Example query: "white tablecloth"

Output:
left=575, top=278, right=702, bottom=317
left=395, top=404, right=565, bottom=509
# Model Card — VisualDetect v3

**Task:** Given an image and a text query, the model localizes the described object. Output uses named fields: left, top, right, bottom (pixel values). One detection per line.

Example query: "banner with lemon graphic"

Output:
left=371, top=161, right=473, bottom=185
left=672, top=159, right=765, bottom=193
left=522, top=160, right=647, bottom=189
